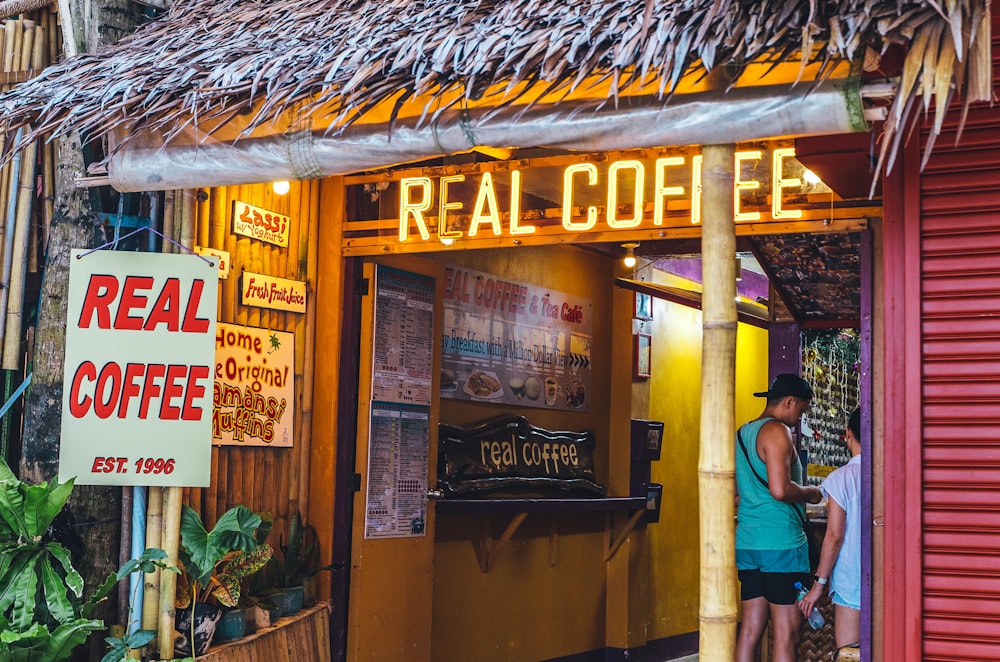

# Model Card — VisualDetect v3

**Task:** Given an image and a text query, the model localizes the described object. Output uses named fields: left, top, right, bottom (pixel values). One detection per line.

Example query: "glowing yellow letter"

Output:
left=771, top=148, right=803, bottom=219
left=734, top=150, right=762, bottom=222
left=469, top=172, right=502, bottom=237
left=690, top=155, right=703, bottom=225
left=508, top=170, right=535, bottom=235
left=399, top=177, right=432, bottom=241
left=438, top=175, right=465, bottom=241
left=607, top=160, right=645, bottom=229
left=563, top=163, right=599, bottom=231
left=653, top=156, right=685, bottom=226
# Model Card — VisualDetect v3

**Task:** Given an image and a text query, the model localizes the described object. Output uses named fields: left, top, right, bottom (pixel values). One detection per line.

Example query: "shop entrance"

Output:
left=329, top=141, right=880, bottom=662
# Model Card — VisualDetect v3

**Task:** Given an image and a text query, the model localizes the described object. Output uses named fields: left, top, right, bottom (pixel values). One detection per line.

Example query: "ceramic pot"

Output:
left=174, top=602, right=223, bottom=656
left=279, top=585, right=304, bottom=616
left=214, top=607, right=246, bottom=643
left=246, top=604, right=271, bottom=631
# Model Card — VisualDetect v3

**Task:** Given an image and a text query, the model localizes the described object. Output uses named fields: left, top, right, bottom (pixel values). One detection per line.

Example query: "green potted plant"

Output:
left=0, top=456, right=172, bottom=662
left=175, top=505, right=272, bottom=655
left=273, top=512, right=332, bottom=616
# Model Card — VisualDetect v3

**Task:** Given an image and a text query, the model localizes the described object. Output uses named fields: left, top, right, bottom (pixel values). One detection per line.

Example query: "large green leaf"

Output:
left=0, top=552, right=33, bottom=616
left=0, top=480, right=26, bottom=539
left=22, top=477, right=74, bottom=538
left=209, top=506, right=262, bottom=553
left=40, top=557, right=76, bottom=624
left=0, top=618, right=103, bottom=662
left=8, top=556, right=38, bottom=631
left=47, top=544, right=84, bottom=599
left=180, top=506, right=261, bottom=587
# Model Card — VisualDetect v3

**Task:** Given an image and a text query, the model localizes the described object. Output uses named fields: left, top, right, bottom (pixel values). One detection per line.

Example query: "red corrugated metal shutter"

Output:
left=919, top=30, right=1000, bottom=661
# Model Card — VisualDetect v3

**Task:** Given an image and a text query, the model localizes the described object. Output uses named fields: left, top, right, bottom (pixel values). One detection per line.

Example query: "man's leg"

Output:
left=834, top=604, right=861, bottom=648
left=736, top=597, right=769, bottom=662
left=769, top=602, right=804, bottom=662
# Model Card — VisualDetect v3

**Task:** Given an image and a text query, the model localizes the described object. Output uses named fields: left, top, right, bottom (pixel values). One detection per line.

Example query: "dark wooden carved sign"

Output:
left=438, top=415, right=604, bottom=497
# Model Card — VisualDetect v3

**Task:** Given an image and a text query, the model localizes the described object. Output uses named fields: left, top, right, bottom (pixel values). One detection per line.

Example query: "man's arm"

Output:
left=758, top=420, right=822, bottom=504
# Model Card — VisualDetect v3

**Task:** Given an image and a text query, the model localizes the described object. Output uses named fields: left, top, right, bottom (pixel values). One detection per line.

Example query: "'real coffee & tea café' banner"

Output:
left=441, top=265, right=593, bottom=413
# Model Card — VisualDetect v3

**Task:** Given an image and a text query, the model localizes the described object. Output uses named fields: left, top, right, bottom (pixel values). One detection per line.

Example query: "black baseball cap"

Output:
left=753, top=373, right=813, bottom=400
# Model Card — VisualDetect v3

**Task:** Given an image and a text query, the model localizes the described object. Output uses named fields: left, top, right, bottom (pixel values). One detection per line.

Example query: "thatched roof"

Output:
left=0, top=0, right=991, bottom=177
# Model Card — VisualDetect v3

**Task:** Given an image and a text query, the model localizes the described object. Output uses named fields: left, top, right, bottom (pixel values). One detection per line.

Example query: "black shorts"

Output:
left=738, top=568, right=812, bottom=605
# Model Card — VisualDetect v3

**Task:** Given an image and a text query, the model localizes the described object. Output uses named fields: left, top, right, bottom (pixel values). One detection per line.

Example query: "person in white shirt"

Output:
left=797, top=407, right=861, bottom=649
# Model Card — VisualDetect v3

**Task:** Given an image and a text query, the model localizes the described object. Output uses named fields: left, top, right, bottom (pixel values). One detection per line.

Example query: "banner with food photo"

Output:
left=440, top=265, right=593, bottom=412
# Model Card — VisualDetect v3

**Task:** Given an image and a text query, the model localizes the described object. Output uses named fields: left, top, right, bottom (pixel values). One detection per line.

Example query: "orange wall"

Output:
left=426, top=244, right=632, bottom=662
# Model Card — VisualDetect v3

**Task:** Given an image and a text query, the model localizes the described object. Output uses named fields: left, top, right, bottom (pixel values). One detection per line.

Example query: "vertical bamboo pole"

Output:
left=156, top=190, right=197, bottom=658
left=158, top=486, right=181, bottom=661
left=26, top=23, right=42, bottom=274
left=2, top=136, right=36, bottom=369
left=161, top=190, right=175, bottom=253
left=0, top=21, right=17, bottom=243
left=141, top=486, right=163, bottom=632
left=299, top=180, right=319, bottom=513
left=698, top=144, right=738, bottom=662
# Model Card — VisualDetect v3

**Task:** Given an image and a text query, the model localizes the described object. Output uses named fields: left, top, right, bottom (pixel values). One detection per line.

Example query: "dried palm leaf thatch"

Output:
left=0, top=0, right=990, bottom=177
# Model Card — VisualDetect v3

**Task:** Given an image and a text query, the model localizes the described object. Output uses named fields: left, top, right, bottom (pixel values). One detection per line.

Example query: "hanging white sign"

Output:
left=59, top=250, right=219, bottom=487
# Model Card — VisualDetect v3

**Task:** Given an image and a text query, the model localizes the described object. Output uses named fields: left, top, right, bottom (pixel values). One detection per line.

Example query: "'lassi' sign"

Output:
left=60, top=250, right=219, bottom=487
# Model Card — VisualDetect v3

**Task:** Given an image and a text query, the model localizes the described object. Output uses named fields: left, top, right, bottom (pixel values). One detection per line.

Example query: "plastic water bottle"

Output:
left=794, top=581, right=825, bottom=629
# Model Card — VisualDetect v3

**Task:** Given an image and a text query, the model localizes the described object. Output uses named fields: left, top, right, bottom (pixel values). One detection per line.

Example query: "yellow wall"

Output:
left=645, top=294, right=769, bottom=641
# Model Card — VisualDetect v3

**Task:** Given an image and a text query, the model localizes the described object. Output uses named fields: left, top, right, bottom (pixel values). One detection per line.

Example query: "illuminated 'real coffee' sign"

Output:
left=397, top=148, right=808, bottom=242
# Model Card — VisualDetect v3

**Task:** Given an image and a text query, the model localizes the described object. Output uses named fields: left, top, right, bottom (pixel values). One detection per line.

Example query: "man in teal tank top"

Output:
left=735, top=373, right=823, bottom=662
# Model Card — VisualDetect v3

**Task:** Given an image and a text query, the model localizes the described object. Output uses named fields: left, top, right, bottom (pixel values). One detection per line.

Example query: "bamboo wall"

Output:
left=182, top=181, right=320, bottom=545
left=0, top=10, right=57, bottom=368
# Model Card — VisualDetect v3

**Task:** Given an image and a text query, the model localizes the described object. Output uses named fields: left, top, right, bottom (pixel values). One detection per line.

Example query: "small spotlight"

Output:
left=440, top=236, right=455, bottom=246
left=735, top=257, right=743, bottom=282
left=802, top=169, right=821, bottom=185
left=272, top=180, right=291, bottom=195
left=621, top=242, right=639, bottom=269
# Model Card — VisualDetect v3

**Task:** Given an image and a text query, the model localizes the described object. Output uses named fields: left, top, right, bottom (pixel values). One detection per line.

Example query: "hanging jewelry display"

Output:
left=799, top=329, right=860, bottom=485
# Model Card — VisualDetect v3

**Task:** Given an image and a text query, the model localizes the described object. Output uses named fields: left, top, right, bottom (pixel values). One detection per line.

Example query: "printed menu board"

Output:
left=440, top=265, right=593, bottom=412
left=364, top=266, right=433, bottom=539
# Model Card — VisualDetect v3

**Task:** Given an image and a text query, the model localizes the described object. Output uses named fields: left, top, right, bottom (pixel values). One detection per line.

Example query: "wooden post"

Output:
left=698, top=143, right=738, bottom=661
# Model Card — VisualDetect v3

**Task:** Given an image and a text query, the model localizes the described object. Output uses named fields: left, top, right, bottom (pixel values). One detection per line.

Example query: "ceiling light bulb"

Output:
left=622, top=242, right=639, bottom=269
left=272, top=180, right=291, bottom=195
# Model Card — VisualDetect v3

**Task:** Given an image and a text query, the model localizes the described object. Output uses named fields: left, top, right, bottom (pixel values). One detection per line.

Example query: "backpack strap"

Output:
left=737, top=427, right=807, bottom=525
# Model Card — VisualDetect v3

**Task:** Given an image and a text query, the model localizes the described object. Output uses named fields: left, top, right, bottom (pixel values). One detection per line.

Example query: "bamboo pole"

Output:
left=299, top=180, right=319, bottom=512
left=0, top=21, right=16, bottom=234
left=6, top=18, right=21, bottom=72
left=2, top=136, right=36, bottom=369
left=26, top=22, right=42, bottom=273
left=698, top=143, right=738, bottom=662
left=0, top=129, right=23, bottom=354
left=158, top=486, right=182, bottom=661
left=46, top=6, right=56, bottom=66
left=153, top=191, right=197, bottom=659
left=17, top=19, right=32, bottom=74
left=161, top=190, right=175, bottom=253
left=141, top=486, right=163, bottom=634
